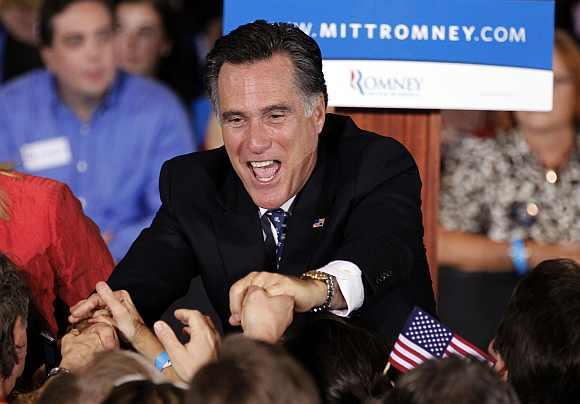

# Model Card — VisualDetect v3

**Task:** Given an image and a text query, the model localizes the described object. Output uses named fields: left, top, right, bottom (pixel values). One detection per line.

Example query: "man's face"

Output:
left=41, top=1, right=116, bottom=101
left=114, top=1, right=170, bottom=77
left=218, top=53, right=326, bottom=209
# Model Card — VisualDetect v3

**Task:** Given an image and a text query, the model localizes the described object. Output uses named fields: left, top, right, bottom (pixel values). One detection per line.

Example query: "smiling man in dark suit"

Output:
left=71, top=20, right=435, bottom=345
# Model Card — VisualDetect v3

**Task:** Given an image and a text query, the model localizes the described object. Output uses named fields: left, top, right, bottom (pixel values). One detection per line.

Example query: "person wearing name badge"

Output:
left=438, top=29, right=580, bottom=349
left=70, top=20, right=436, bottom=346
left=0, top=0, right=194, bottom=262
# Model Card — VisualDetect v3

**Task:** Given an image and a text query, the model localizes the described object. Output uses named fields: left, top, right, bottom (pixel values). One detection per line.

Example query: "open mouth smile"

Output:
left=248, top=160, right=281, bottom=183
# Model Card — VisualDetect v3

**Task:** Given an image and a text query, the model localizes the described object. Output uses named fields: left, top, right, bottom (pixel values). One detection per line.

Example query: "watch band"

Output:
left=301, top=270, right=335, bottom=312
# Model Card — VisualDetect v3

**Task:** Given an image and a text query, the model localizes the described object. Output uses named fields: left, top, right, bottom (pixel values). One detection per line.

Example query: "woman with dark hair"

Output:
left=0, top=254, right=108, bottom=402
left=0, top=254, right=30, bottom=403
left=438, top=29, right=580, bottom=348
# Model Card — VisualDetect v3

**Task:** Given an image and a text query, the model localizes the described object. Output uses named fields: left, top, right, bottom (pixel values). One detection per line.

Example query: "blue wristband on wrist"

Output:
left=510, top=239, right=529, bottom=276
left=154, top=351, right=171, bottom=370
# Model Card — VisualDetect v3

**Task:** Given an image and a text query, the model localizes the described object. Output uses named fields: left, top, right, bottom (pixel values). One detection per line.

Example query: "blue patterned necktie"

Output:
left=264, top=208, right=289, bottom=270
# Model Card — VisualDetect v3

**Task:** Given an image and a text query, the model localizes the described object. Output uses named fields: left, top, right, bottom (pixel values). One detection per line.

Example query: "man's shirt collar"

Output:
left=259, top=195, right=296, bottom=216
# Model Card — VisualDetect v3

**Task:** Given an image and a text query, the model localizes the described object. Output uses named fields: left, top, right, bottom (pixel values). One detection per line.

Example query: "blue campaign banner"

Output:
left=223, top=0, right=554, bottom=70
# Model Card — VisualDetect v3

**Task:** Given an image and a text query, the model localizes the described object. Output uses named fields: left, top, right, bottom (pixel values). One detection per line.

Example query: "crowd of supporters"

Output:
left=2, top=251, right=580, bottom=403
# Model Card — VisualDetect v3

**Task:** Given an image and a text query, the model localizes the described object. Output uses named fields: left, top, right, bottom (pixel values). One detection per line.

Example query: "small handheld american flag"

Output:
left=388, top=307, right=494, bottom=373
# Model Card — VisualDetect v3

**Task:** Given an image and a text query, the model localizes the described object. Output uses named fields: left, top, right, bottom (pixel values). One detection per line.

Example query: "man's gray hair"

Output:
left=204, top=20, right=328, bottom=117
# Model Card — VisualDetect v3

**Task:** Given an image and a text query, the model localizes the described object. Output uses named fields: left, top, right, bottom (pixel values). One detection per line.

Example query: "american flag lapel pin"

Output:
left=312, top=217, right=326, bottom=229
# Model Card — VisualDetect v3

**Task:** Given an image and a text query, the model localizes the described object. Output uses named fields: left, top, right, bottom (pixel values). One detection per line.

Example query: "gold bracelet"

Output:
left=301, top=270, right=335, bottom=312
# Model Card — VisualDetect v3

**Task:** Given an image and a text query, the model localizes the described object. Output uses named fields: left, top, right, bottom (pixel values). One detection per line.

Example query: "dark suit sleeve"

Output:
left=108, top=160, right=198, bottom=325
left=333, top=138, right=436, bottom=343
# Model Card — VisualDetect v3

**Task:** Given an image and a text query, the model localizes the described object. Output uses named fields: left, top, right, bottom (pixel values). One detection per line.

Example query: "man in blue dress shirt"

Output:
left=0, top=0, right=194, bottom=261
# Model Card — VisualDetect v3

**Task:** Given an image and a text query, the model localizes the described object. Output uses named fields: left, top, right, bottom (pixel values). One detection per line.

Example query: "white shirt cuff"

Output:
left=318, top=260, right=364, bottom=317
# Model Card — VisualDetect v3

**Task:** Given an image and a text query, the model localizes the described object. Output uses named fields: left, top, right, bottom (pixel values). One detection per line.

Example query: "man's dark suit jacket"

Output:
left=109, top=113, right=436, bottom=346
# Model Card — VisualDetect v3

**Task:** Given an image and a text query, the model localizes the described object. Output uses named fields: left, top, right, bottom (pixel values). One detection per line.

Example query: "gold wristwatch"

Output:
left=301, top=270, right=335, bottom=312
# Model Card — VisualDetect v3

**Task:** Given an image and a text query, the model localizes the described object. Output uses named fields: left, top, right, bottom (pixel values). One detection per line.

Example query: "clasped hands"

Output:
left=67, top=272, right=324, bottom=381
left=68, top=282, right=219, bottom=382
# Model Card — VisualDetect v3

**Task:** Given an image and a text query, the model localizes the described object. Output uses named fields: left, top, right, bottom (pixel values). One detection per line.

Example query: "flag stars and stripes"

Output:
left=388, top=307, right=495, bottom=373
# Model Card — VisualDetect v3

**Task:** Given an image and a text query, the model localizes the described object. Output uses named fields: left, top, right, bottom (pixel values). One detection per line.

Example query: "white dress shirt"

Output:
left=259, top=197, right=364, bottom=317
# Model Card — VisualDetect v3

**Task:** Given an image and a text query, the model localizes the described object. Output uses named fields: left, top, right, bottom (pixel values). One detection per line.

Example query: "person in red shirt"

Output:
left=0, top=170, right=114, bottom=335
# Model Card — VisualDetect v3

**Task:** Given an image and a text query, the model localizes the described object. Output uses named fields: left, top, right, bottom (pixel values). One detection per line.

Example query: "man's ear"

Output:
left=488, top=338, right=509, bottom=381
left=313, top=94, right=326, bottom=135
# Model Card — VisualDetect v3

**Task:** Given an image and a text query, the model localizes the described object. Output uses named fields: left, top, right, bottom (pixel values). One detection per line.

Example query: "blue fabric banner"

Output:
left=224, top=0, right=554, bottom=70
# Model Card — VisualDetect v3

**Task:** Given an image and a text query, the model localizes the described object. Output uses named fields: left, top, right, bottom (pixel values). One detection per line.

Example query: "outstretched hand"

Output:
left=154, top=309, right=220, bottom=382
left=86, top=281, right=146, bottom=344
left=69, top=291, right=106, bottom=325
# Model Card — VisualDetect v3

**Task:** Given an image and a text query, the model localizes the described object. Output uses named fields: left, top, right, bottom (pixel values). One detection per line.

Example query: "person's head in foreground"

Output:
left=204, top=19, right=328, bottom=209
left=102, top=378, right=185, bottom=404
left=491, top=258, right=580, bottom=404
left=380, top=356, right=519, bottom=404
left=285, top=315, right=387, bottom=404
left=37, top=349, right=170, bottom=404
left=186, top=334, right=321, bottom=404
left=0, top=253, right=30, bottom=401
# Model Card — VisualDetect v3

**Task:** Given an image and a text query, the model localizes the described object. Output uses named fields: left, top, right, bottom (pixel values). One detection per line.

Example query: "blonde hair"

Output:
left=0, top=189, right=8, bottom=221
left=0, top=170, right=19, bottom=221
left=37, top=350, right=170, bottom=404
left=76, top=350, right=169, bottom=403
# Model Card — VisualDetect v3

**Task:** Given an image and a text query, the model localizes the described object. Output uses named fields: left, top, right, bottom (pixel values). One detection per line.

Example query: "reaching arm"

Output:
left=438, top=228, right=512, bottom=272
left=49, top=183, right=114, bottom=307
left=438, top=227, right=580, bottom=272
